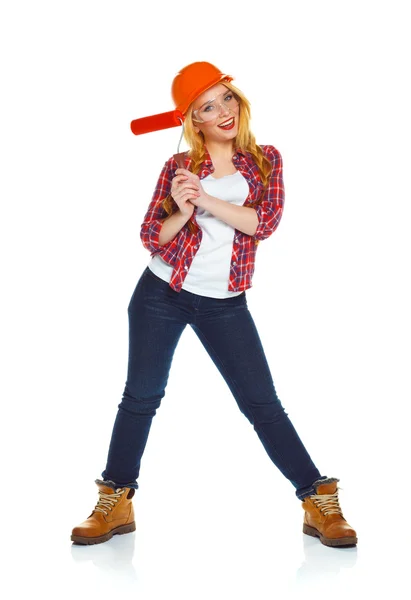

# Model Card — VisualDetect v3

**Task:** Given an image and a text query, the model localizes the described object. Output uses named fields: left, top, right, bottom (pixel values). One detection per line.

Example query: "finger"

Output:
left=172, top=176, right=188, bottom=185
left=173, top=181, right=200, bottom=196
left=178, top=183, right=200, bottom=194
left=181, top=191, right=199, bottom=201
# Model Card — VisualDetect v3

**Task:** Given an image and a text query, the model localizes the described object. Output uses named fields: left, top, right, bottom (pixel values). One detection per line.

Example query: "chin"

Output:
left=219, top=127, right=238, bottom=138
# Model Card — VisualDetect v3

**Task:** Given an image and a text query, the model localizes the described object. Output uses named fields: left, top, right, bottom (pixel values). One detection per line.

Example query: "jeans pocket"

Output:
left=144, top=267, right=164, bottom=284
left=142, top=267, right=175, bottom=306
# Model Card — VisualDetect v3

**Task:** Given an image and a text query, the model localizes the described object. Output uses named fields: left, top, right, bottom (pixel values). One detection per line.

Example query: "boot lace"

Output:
left=94, top=488, right=125, bottom=516
left=311, top=490, right=344, bottom=516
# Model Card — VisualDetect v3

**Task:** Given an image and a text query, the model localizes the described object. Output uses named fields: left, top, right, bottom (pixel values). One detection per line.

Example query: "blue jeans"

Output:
left=100, top=266, right=327, bottom=500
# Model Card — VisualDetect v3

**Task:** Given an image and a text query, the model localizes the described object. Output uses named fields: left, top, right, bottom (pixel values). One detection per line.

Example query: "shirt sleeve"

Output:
left=253, top=145, right=285, bottom=241
left=140, top=157, right=175, bottom=254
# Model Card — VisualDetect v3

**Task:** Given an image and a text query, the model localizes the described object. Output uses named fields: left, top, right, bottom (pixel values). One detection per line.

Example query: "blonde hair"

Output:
left=162, top=81, right=272, bottom=235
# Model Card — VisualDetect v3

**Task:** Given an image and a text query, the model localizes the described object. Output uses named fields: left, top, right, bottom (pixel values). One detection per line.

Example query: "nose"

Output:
left=217, top=102, right=231, bottom=117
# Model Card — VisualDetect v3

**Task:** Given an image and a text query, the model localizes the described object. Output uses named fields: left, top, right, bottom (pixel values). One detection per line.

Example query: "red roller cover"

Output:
left=130, top=110, right=184, bottom=136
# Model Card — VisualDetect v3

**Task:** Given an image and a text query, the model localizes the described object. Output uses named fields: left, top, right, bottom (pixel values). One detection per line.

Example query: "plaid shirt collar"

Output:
left=202, top=144, right=247, bottom=161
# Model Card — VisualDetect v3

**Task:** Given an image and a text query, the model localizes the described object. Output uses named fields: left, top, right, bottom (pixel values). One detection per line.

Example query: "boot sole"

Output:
left=303, top=523, right=357, bottom=547
left=71, top=521, right=136, bottom=545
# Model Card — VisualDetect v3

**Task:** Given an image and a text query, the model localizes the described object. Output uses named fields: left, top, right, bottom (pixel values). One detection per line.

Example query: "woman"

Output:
left=71, top=62, right=357, bottom=548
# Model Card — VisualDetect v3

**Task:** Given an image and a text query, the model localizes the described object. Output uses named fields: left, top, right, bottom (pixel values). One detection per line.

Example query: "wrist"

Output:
left=201, top=193, right=214, bottom=211
left=177, top=208, right=193, bottom=223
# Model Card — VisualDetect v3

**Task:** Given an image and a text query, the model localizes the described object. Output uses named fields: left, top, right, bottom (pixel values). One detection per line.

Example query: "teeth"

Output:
left=219, top=117, right=234, bottom=127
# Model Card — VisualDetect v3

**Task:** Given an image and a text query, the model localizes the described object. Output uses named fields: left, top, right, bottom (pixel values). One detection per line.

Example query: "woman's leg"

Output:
left=100, top=268, right=188, bottom=489
left=190, top=292, right=326, bottom=500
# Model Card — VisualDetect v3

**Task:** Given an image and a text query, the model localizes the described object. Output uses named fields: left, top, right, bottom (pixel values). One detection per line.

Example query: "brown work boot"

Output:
left=302, top=477, right=358, bottom=547
left=71, top=479, right=136, bottom=545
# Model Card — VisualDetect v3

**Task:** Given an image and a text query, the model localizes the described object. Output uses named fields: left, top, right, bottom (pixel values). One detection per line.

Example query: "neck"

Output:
left=204, top=140, right=235, bottom=161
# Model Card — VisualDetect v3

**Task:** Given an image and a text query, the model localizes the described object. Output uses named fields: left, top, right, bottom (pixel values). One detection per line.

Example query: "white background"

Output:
left=1, top=1, right=410, bottom=598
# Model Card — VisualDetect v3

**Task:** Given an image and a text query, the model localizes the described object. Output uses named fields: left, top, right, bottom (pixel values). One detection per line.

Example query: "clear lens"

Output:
left=193, top=91, right=239, bottom=123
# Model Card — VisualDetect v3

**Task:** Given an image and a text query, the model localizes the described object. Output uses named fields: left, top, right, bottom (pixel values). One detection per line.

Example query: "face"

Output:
left=191, top=83, right=240, bottom=144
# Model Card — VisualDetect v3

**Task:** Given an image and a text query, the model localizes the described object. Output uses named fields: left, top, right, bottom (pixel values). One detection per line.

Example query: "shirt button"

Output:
left=233, top=261, right=237, bottom=266
left=184, top=265, right=188, bottom=270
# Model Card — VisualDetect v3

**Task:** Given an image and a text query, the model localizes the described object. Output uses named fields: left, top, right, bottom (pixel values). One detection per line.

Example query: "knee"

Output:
left=252, top=398, right=288, bottom=425
left=118, top=386, right=165, bottom=416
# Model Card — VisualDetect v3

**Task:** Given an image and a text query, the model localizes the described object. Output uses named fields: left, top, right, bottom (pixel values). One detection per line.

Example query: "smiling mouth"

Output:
left=218, top=117, right=235, bottom=129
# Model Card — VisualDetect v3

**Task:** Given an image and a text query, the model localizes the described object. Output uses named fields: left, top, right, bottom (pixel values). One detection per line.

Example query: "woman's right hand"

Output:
left=170, top=174, right=199, bottom=218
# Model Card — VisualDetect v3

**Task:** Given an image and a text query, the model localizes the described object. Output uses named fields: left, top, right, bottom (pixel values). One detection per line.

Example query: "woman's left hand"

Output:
left=175, top=168, right=209, bottom=208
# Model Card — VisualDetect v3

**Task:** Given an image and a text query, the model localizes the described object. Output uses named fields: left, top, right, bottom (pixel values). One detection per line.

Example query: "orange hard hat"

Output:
left=172, top=61, right=234, bottom=115
left=130, top=61, right=234, bottom=136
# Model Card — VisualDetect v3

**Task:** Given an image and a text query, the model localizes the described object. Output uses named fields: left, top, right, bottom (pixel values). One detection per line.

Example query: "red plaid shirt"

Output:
left=140, top=144, right=285, bottom=293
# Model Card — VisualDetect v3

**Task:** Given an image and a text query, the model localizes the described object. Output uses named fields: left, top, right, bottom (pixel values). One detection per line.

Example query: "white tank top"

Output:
left=148, top=170, right=249, bottom=298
